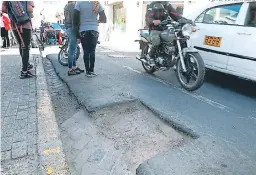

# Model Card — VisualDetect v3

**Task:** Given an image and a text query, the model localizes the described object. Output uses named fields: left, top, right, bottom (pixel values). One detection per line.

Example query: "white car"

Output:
left=190, top=1, right=256, bottom=82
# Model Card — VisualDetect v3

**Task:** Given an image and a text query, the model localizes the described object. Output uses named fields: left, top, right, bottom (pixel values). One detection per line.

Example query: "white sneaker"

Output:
left=90, top=72, right=97, bottom=76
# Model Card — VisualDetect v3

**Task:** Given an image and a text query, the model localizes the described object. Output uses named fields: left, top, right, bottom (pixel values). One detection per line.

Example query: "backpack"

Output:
left=6, top=1, right=30, bottom=26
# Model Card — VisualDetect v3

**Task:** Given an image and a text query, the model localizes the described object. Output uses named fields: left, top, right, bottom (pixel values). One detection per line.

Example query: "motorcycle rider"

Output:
left=146, top=1, right=193, bottom=58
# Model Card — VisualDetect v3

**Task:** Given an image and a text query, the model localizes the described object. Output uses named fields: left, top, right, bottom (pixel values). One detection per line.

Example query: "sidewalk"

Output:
left=99, top=40, right=140, bottom=53
left=1, top=48, right=68, bottom=174
left=1, top=50, right=38, bottom=174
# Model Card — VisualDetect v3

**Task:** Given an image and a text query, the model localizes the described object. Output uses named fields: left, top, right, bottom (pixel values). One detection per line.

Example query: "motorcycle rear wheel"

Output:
left=58, top=45, right=80, bottom=66
left=141, top=45, right=156, bottom=74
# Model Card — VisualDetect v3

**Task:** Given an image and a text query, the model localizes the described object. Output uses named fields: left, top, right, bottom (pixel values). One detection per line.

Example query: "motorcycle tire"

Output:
left=141, top=45, right=156, bottom=74
left=176, top=52, right=205, bottom=91
left=58, top=45, right=80, bottom=66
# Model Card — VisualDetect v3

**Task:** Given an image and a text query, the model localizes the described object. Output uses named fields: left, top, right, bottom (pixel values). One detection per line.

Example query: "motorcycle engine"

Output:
left=155, top=43, right=176, bottom=67
left=156, top=57, right=164, bottom=65
left=164, top=44, right=175, bottom=55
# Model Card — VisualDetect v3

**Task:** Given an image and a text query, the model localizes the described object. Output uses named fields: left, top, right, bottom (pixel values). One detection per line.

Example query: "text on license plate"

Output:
left=204, top=36, right=222, bottom=47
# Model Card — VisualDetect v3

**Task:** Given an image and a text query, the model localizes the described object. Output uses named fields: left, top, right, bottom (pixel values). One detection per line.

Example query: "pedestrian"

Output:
left=2, top=1, right=35, bottom=79
left=1, top=12, right=10, bottom=48
left=73, top=1, right=106, bottom=77
left=64, top=1, right=84, bottom=76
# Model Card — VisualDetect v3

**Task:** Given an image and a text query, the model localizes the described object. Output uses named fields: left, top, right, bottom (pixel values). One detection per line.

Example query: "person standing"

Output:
left=64, top=1, right=84, bottom=76
left=73, top=1, right=106, bottom=77
left=1, top=12, right=10, bottom=48
left=2, top=1, right=35, bottom=79
left=0, top=12, right=5, bottom=48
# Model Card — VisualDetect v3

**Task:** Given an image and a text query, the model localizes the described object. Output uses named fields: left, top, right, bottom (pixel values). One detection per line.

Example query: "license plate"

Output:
left=204, top=36, right=222, bottom=47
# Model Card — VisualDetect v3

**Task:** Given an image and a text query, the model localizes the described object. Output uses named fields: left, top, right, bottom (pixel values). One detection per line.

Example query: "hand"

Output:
left=77, top=39, right=81, bottom=44
left=186, top=19, right=193, bottom=25
left=27, top=5, right=34, bottom=13
left=153, top=20, right=161, bottom=26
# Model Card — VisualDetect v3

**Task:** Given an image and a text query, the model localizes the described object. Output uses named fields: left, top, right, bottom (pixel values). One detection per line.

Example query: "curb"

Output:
left=36, top=54, right=69, bottom=174
left=140, top=100, right=200, bottom=139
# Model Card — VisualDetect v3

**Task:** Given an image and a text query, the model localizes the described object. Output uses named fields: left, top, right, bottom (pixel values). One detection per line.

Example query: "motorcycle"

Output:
left=135, top=18, right=205, bottom=91
left=58, top=33, right=80, bottom=66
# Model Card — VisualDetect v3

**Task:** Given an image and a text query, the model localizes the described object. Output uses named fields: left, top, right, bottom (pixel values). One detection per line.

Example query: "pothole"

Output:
left=89, top=102, right=189, bottom=174
left=43, top=57, right=189, bottom=174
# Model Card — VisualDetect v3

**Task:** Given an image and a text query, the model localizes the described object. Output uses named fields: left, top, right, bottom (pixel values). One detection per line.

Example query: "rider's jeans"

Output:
left=150, top=30, right=161, bottom=46
left=149, top=30, right=161, bottom=57
left=67, top=27, right=77, bottom=69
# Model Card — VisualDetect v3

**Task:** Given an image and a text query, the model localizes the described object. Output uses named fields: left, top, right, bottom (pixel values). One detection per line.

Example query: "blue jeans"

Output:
left=67, top=27, right=77, bottom=69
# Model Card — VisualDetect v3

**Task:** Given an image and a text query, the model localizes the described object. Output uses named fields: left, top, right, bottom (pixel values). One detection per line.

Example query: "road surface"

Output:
left=45, top=46, right=256, bottom=174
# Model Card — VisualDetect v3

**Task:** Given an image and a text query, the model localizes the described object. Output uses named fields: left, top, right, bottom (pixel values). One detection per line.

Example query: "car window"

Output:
left=245, top=2, right=256, bottom=27
left=202, top=3, right=242, bottom=25
left=247, top=11, right=256, bottom=27
left=195, top=13, right=205, bottom=23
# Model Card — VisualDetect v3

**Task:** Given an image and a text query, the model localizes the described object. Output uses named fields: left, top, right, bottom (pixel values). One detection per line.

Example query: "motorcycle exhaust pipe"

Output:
left=136, top=55, right=147, bottom=63
left=136, top=55, right=155, bottom=67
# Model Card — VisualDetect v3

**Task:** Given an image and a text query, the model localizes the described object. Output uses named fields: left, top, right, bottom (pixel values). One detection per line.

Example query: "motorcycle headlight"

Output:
left=182, top=24, right=193, bottom=36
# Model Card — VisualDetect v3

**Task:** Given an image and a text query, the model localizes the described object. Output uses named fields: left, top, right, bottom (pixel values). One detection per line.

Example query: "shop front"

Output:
left=113, top=2, right=126, bottom=32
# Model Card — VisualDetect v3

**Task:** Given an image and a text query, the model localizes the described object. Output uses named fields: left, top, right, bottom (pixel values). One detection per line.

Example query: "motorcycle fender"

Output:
left=134, top=39, right=148, bottom=50
left=182, top=47, right=198, bottom=54
left=141, top=37, right=148, bottom=43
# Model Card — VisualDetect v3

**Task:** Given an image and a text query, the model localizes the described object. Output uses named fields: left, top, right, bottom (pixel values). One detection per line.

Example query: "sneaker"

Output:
left=75, top=70, right=81, bottom=74
left=20, top=71, right=27, bottom=79
left=27, top=70, right=36, bottom=77
left=68, top=69, right=77, bottom=76
left=75, top=67, right=84, bottom=74
left=90, top=71, right=97, bottom=76
left=85, top=71, right=93, bottom=77
left=28, top=63, right=33, bottom=70
left=20, top=70, right=35, bottom=79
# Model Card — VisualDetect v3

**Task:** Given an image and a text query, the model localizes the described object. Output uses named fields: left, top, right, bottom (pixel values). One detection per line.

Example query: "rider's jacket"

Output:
left=146, top=1, right=186, bottom=31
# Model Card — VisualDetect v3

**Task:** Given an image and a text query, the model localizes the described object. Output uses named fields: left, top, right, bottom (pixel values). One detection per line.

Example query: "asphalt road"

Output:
left=46, top=46, right=256, bottom=174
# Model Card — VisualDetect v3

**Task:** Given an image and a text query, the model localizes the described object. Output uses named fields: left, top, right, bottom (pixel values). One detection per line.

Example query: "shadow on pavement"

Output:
left=205, top=70, right=256, bottom=97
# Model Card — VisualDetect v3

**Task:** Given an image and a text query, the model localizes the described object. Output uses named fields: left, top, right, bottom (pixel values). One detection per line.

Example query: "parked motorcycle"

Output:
left=135, top=18, right=205, bottom=91
left=58, top=34, right=80, bottom=66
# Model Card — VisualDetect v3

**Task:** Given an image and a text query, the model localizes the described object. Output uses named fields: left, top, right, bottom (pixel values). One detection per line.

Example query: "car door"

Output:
left=227, top=2, right=256, bottom=81
left=192, top=3, right=244, bottom=70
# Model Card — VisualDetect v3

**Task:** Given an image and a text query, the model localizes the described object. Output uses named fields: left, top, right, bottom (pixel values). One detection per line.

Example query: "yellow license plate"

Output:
left=204, top=36, right=222, bottom=47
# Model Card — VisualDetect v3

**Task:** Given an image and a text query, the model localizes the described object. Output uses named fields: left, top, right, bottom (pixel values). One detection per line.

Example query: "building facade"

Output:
left=99, top=1, right=197, bottom=42
left=40, top=0, right=67, bottom=23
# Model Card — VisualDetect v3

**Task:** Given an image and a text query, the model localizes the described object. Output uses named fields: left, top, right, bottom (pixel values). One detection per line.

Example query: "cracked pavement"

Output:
left=45, top=45, right=256, bottom=174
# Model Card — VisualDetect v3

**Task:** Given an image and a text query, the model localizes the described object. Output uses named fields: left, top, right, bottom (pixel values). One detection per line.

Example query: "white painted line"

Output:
left=123, top=66, right=142, bottom=74
left=41, top=51, right=46, bottom=58
left=123, top=65, right=232, bottom=112
left=249, top=116, right=256, bottom=121
left=149, top=75, right=232, bottom=112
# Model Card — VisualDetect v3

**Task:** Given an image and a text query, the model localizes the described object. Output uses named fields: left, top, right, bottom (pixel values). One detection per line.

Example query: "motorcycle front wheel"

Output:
left=141, top=45, right=156, bottom=74
left=176, top=52, right=205, bottom=91
left=58, top=45, right=80, bottom=66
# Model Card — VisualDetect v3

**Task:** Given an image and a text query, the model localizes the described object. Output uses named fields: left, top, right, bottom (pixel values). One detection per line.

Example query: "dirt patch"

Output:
left=91, top=102, right=188, bottom=173
left=43, top=55, right=188, bottom=174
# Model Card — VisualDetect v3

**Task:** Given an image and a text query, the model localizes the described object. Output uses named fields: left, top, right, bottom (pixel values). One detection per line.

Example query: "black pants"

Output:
left=80, top=30, right=99, bottom=72
left=1, top=27, right=10, bottom=48
left=13, top=28, right=31, bottom=71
